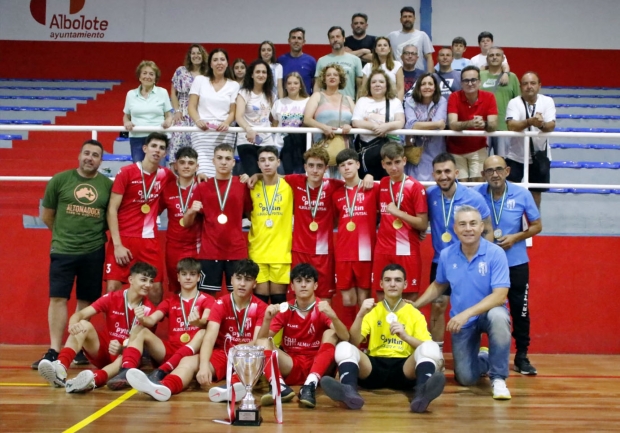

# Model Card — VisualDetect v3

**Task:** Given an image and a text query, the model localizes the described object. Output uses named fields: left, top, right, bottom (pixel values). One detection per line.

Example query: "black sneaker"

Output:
left=260, top=383, right=296, bottom=406
left=410, top=371, right=446, bottom=413
left=147, top=368, right=168, bottom=385
left=514, top=356, right=538, bottom=375
left=31, top=348, right=58, bottom=370
left=72, top=350, right=90, bottom=366
left=320, top=376, right=364, bottom=410
left=107, top=368, right=130, bottom=390
left=298, top=383, right=317, bottom=408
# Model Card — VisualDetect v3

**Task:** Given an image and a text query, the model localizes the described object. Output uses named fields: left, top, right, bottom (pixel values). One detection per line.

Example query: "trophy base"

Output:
left=233, top=408, right=262, bottom=426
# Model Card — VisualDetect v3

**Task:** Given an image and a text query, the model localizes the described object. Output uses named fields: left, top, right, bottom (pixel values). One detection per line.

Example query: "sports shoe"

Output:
left=31, top=348, right=58, bottom=370
left=72, top=350, right=90, bottom=366
left=260, top=383, right=296, bottom=406
left=126, top=368, right=171, bottom=402
left=298, top=383, right=317, bottom=408
left=38, top=359, right=67, bottom=387
left=208, top=382, right=246, bottom=403
left=514, top=356, right=538, bottom=375
left=479, top=347, right=489, bottom=377
left=147, top=368, right=168, bottom=385
left=410, top=371, right=446, bottom=413
left=106, top=368, right=130, bottom=390
left=65, top=370, right=96, bottom=393
left=492, top=378, right=512, bottom=400
left=320, top=376, right=364, bottom=410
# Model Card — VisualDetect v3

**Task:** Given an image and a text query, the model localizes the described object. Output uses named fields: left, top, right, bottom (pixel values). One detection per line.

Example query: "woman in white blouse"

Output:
left=259, top=41, right=283, bottom=99
left=360, top=37, right=405, bottom=101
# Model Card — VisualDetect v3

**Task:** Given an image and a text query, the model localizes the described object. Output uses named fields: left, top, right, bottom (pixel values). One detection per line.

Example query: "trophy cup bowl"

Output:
left=232, top=345, right=266, bottom=426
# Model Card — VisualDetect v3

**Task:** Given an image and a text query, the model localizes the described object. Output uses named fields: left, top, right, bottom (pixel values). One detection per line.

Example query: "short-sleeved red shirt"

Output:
left=447, top=90, right=498, bottom=154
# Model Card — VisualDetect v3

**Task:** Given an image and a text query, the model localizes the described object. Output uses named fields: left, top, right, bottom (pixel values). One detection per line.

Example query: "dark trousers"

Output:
left=280, top=134, right=306, bottom=174
left=508, top=263, right=530, bottom=355
left=236, top=144, right=260, bottom=177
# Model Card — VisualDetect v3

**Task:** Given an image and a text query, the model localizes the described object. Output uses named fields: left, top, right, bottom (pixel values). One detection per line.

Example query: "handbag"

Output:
left=522, top=98, right=550, bottom=180
left=317, top=93, right=347, bottom=166
left=356, top=98, right=391, bottom=179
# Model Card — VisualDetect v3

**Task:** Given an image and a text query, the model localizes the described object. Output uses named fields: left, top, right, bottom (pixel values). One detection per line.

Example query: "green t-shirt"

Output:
left=480, top=71, right=521, bottom=131
left=315, top=53, right=363, bottom=100
left=42, top=170, right=113, bottom=254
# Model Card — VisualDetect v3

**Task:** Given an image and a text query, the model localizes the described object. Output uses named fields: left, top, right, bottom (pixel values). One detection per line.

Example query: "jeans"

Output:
left=451, top=306, right=511, bottom=384
left=129, top=137, right=147, bottom=162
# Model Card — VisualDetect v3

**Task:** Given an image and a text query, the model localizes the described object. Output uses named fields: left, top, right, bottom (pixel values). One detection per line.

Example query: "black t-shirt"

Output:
left=345, top=35, right=376, bottom=66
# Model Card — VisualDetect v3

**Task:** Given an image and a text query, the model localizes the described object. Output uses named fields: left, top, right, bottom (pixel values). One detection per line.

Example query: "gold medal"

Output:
left=180, top=333, right=191, bottom=343
left=392, top=218, right=403, bottom=230
left=217, top=214, right=228, bottom=224
left=122, top=338, right=128, bottom=347
left=179, top=218, right=185, bottom=227
left=346, top=221, right=356, bottom=232
left=141, top=204, right=150, bottom=214
left=309, top=221, right=319, bottom=232
left=441, top=232, right=452, bottom=243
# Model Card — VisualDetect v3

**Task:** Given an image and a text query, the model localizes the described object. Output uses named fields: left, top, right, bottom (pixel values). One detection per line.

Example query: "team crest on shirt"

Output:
left=478, top=261, right=488, bottom=276
left=506, top=199, right=516, bottom=210
left=74, top=184, right=97, bottom=205
left=377, top=320, right=382, bottom=326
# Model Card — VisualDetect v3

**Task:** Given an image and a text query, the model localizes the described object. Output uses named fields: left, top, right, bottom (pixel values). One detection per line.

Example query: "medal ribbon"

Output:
left=230, top=293, right=251, bottom=337
left=123, top=289, right=142, bottom=336
left=345, top=180, right=362, bottom=219
left=215, top=177, right=233, bottom=213
left=441, top=183, right=458, bottom=233
left=490, top=183, right=508, bottom=229
left=138, top=162, right=160, bottom=203
left=291, top=301, right=316, bottom=313
left=262, top=178, right=281, bottom=218
left=176, top=179, right=195, bottom=213
left=180, top=292, right=200, bottom=331
left=389, top=175, right=407, bottom=210
left=383, top=298, right=403, bottom=314
left=305, top=180, right=325, bottom=221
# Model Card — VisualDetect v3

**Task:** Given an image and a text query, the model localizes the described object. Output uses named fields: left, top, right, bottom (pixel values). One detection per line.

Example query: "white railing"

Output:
left=1, top=125, right=620, bottom=190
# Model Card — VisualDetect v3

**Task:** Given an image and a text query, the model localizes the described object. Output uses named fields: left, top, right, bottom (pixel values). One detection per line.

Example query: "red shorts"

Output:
left=291, top=252, right=335, bottom=298
left=283, top=353, right=315, bottom=386
left=104, top=237, right=164, bottom=283
left=210, top=347, right=229, bottom=382
left=371, top=253, right=421, bottom=293
left=83, top=330, right=117, bottom=369
left=335, top=261, right=372, bottom=290
left=165, top=242, right=199, bottom=292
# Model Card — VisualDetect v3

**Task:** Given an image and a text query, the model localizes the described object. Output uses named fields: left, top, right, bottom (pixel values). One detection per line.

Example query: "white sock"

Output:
left=304, top=373, right=319, bottom=386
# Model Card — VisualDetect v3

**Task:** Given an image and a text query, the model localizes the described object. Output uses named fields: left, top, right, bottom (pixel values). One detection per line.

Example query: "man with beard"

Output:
left=344, top=13, right=376, bottom=66
left=315, top=26, right=363, bottom=99
left=388, top=6, right=434, bottom=73
left=278, top=27, right=317, bottom=95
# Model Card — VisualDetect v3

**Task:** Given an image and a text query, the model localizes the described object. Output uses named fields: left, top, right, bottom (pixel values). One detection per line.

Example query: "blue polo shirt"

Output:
left=474, top=181, right=540, bottom=267
left=427, top=182, right=491, bottom=263
left=123, top=85, right=173, bottom=137
left=436, top=239, right=510, bottom=328
left=278, top=53, right=317, bottom=96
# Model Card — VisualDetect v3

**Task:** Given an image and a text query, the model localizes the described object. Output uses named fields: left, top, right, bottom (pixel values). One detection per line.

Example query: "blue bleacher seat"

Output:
left=0, top=119, right=51, bottom=124
left=556, top=114, right=620, bottom=120
left=579, top=162, right=620, bottom=169
left=551, top=143, right=620, bottom=150
left=0, top=95, right=91, bottom=100
left=0, top=134, right=22, bottom=140
left=551, top=161, right=581, bottom=169
left=0, top=106, right=73, bottom=112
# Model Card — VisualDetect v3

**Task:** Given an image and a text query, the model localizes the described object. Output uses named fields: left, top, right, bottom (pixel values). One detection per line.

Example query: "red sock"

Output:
left=92, top=369, right=108, bottom=387
left=121, top=347, right=142, bottom=369
left=160, top=345, right=195, bottom=373
left=263, top=350, right=274, bottom=382
left=310, top=342, right=335, bottom=378
left=57, top=347, right=76, bottom=371
left=231, top=373, right=241, bottom=385
left=161, top=374, right=184, bottom=395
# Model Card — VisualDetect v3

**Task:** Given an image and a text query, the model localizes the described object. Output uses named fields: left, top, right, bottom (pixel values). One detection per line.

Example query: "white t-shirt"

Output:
left=352, top=96, right=404, bottom=142
left=362, top=61, right=403, bottom=88
left=189, top=76, right=239, bottom=123
left=505, top=94, right=556, bottom=164
left=237, top=89, right=274, bottom=146
left=387, top=30, right=434, bottom=70
left=470, top=53, right=509, bottom=70
left=271, top=97, right=309, bottom=147
left=270, top=63, right=283, bottom=97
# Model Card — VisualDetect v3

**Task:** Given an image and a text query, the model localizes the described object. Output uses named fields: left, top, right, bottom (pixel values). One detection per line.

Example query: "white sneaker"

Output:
left=38, top=359, right=67, bottom=387
left=126, top=368, right=171, bottom=402
left=66, top=370, right=96, bottom=393
left=492, top=379, right=511, bottom=400
left=208, top=382, right=246, bottom=403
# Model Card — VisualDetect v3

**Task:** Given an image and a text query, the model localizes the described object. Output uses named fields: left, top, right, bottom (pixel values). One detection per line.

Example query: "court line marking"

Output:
left=62, top=389, right=137, bottom=433
left=0, top=382, right=50, bottom=387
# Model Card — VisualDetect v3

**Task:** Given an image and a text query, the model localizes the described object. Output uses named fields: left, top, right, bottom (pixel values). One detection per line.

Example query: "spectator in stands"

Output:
left=123, top=61, right=173, bottom=163
left=278, top=27, right=317, bottom=96
left=232, top=58, right=247, bottom=86
left=403, top=73, right=447, bottom=181
left=236, top=59, right=276, bottom=176
left=169, top=44, right=208, bottom=164
left=31, top=140, right=112, bottom=370
left=470, top=32, right=509, bottom=85
left=401, top=44, right=425, bottom=99
left=434, top=47, right=461, bottom=99
left=475, top=155, right=543, bottom=375
left=506, top=72, right=556, bottom=209
left=436, top=37, right=471, bottom=72
left=480, top=47, right=520, bottom=157
left=259, top=41, right=284, bottom=99
left=361, top=37, right=405, bottom=101
left=388, top=7, right=434, bottom=73
left=415, top=205, right=512, bottom=400
left=315, top=26, right=363, bottom=100
left=344, top=13, right=376, bottom=66
left=272, top=72, right=310, bottom=174
left=188, top=49, right=239, bottom=178
left=447, top=65, right=498, bottom=182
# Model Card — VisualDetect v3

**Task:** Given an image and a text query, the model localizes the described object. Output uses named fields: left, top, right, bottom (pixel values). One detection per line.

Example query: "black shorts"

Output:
left=49, top=246, right=105, bottom=302
left=506, top=158, right=550, bottom=193
left=199, top=259, right=240, bottom=292
left=358, top=356, right=416, bottom=390
left=430, top=262, right=451, bottom=297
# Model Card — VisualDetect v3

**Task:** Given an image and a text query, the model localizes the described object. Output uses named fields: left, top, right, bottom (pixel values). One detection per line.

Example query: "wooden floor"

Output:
left=1, top=346, right=619, bottom=433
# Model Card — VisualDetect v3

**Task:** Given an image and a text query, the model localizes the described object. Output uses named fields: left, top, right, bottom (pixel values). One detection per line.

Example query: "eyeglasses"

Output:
left=402, top=51, right=418, bottom=56
left=462, top=78, right=479, bottom=84
left=483, top=167, right=506, bottom=176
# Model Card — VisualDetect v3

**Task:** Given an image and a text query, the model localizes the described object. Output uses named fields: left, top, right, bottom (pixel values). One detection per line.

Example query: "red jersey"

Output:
left=112, top=163, right=174, bottom=238
left=286, top=174, right=343, bottom=255
left=332, top=183, right=379, bottom=262
left=160, top=179, right=201, bottom=251
left=270, top=298, right=333, bottom=356
left=208, top=294, right=267, bottom=349
left=90, top=289, right=155, bottom=343
left=157, top=292, right=215, bottom=346
left=375, top=176, right=428, bottom=256
left=446, top=90, right=499, bottom=154
left=192, top=177, right=252, bottom=260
